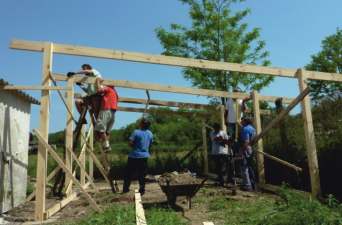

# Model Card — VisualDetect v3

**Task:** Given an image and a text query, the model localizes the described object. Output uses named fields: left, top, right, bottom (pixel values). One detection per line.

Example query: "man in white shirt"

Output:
left=210, top=123, right=232, bottom=186
left=225, top=94, right=249, bottom=140
left=67, top=64, right=103, bottom=122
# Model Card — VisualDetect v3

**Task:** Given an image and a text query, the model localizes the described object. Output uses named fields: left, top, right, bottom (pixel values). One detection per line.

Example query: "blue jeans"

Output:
left=227, top=123, right=236, bottom=138
left=241, top=149, right=255, bottom=189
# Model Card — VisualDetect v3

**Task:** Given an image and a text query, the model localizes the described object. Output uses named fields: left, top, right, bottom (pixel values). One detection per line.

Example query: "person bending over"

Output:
left=123, top=118, right=153, bottom=195
left=67, top=64, right=102, bottom=120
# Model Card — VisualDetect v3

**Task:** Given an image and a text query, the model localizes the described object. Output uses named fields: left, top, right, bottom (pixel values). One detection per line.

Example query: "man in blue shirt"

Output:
left=238, top=116, right=256, bottom=191
left=123, top=118, right=153, bottom=195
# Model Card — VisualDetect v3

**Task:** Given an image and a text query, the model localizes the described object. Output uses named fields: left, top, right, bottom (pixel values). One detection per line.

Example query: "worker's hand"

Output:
left=67, top=72, right=76, bottom=77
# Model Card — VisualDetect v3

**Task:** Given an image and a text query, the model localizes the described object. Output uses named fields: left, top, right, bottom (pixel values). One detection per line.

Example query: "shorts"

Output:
left=95, top=110, right=116, bottom=133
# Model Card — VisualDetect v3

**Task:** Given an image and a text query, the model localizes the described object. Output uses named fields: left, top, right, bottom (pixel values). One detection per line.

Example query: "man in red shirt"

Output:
left=94, top=78, right=119, bottom=152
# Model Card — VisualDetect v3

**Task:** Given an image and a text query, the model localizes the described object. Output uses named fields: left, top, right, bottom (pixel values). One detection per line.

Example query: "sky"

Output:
left=0, top=0, right=341, bottom=132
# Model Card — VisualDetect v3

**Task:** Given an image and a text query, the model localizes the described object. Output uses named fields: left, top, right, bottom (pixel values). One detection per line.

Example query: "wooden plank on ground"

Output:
left=135, top=190, right=147, bottom=225
left=11, top=39, right=342, bottom=82
left=297, top=69, right=321, bottom=197
left=34, top=42, right=53, bottom=221
left=44, top=192, right=79, bottom=219
left=34, top=129, right=102, bottom=213
left=203, top=222, right=215, bottom=225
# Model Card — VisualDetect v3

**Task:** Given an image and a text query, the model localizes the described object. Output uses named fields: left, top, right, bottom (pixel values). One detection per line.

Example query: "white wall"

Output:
left=0, top=90, right=31, bottom=213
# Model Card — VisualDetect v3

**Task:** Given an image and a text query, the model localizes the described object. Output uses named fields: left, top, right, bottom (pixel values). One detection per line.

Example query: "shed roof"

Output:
left=0, top=79, right=40, bottom=105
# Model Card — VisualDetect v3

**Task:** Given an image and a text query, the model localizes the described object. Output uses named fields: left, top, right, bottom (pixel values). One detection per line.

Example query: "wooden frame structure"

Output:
left=9, top=39, right=342, bottom=221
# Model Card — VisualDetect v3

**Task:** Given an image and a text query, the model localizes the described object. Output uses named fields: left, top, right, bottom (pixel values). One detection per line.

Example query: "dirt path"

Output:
left=3, top=180, right=274, bottom=225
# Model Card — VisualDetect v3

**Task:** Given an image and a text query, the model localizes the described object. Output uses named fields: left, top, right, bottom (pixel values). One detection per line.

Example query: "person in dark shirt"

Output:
left=122, top=118, right=153, bottom=195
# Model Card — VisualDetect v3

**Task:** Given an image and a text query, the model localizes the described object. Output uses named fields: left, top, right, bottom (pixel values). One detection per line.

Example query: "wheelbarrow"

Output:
left=159, top=178, right=207, bottom=209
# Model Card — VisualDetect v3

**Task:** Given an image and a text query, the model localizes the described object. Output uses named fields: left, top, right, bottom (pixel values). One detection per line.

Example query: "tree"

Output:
left=156, top=0, right=273, bottom=104
left=306, top=28, right=342, bottom=103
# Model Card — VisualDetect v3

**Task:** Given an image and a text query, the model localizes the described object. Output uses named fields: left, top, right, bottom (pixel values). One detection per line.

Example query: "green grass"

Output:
left=63, top=204, right=136, bottom=225
left=57, top=203, right=187, bottom=225
left=146, top=206, right=188, bottom=225
left=202, top=187, right=342, bottom=225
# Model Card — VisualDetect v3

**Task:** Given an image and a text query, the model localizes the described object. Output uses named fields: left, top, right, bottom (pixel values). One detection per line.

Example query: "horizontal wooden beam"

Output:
left=1, top=85, right=69, bottom=90
left=120, top=97, right=272, bottom=115
left=11, top=39, right=342, bottom=82
left=119, top=96, right=213, bottom=110
left=53, top=74, right=294, bottom=104
left=118, top=106, right=209, bottom=117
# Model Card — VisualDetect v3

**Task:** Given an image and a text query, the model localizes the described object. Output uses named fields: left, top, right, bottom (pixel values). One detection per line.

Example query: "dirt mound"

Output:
left=158, top=172, right=202, bottom=186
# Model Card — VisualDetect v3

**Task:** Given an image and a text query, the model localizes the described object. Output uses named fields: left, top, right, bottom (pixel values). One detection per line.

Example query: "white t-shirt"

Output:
left=210, top=130, right=229, bottom=155
left=225, top=98, right=243, bottom=123
left=82, top=69, right=102, bottom=95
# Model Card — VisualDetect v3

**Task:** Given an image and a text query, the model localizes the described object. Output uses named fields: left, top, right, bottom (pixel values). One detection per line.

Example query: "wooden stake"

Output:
left=44, top=192, right=79, bottom=219
left=202, top=124, right=208, bottom=175
left=220, top=105, right=226, bottom=132
left=297, top=69, right=321, bottom=197
left=34, top=129, right=102, bottom=213
left=34, top=42, right=53, bottom=221
left=252, top=91, right=265, bottom=184
left=80, top=125, right=86, bottom=186
left=64, top=78, right=74, bottom=193
left=88, top=124, right=94, bottom=179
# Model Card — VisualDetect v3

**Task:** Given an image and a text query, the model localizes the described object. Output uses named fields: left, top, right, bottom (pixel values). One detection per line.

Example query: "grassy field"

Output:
left=59, top=203, right=187, bottom=225
left=196, top=187, right=342, bottom=225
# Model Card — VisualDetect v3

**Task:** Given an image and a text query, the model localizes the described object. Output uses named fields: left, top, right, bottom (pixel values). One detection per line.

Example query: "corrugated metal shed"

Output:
left=0, top=79, right=40, bottom=105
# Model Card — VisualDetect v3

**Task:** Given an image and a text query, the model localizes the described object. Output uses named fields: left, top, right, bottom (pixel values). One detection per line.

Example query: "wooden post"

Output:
left=297, top=69, right=321, bottom=197
left=88, top=124, right=94, bottom=179
left=80, top=125, right=86, bottom=186
left=252, top=91, right=265, bottom=184
left=202, top=123, right=208, bottom=175
left=64, top=78, right=74, bottom=193
left=220, top=105, right=226, bottom=132
left=34, top=42, right=53, bottom=221
left=235, top=100, right=241, bottom=141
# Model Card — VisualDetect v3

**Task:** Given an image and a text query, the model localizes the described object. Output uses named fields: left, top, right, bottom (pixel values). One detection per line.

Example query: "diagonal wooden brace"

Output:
left=33, top=129, right=102, bottom=213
